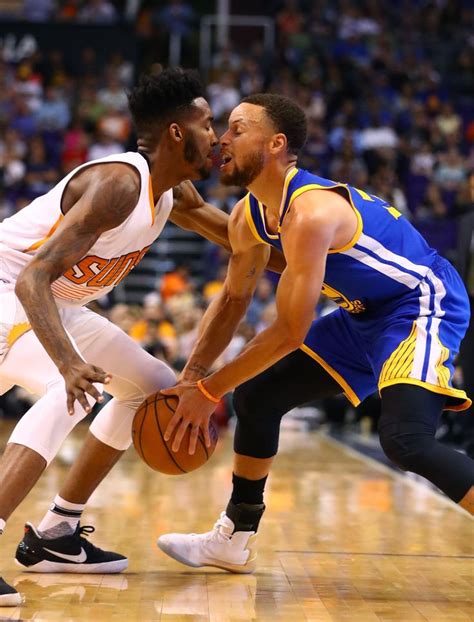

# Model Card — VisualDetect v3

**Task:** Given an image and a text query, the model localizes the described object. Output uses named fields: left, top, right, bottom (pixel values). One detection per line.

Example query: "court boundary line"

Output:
left=275, top=550, right=474, bottom=559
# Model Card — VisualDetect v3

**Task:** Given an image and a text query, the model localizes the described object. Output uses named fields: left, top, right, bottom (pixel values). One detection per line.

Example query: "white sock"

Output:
left=37, top=495, right=85, bottom=539
left=0, top=519, right=5, bottom=535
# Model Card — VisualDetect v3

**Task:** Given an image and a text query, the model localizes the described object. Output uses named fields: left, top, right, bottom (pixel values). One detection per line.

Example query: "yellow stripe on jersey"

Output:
left=435, top=335, right=451, bottom=389
left=244, top=194, right=268, bottom=245
left=285, top=182, right=363, bottom=254
left=7, top=322, right=32, bottom=348
left=148, top=176, right=155, bottom=225
left=276, top=167, right=299, bottom=233
left=23, top=215, right=64, bottom=252
left=300, top=343, right=360, bottom=406
left=352, top=187, right=374, bottom=202
left=379, top=321, right=417, bottom=384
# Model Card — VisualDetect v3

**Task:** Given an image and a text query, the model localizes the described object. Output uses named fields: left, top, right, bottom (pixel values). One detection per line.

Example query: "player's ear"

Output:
left=269, top=133, right=287, bottom=155
left=169, top=123, right=183, bottom=143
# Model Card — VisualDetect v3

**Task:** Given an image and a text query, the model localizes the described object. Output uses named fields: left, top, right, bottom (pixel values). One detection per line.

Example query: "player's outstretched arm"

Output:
left=15, top=163, right=140, bottom=414
left=201, top=200, right=336, bottom=400
left=179, top=198, right=270, bottom=383
left=170, top=181, right=231, bottom=251
left=170, top=181, right=286, bottom=273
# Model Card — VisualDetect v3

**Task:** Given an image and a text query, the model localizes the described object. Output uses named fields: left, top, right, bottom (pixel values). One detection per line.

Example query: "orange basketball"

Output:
left=132, top=392, right=218, bottom=475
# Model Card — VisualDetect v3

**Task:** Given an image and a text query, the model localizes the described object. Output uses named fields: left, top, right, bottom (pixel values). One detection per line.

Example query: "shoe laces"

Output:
left=78, top=525, right=95, bottom=538
left=204, top=512, right=233, bottom=543
left=76, top=525, right=103, bottom=553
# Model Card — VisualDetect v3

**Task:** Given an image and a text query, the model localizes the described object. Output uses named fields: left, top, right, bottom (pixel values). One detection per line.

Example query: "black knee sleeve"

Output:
left=232, top=349, right=341, bottom=460
left=379, top=420, right=437, bottom=472
left=380, top=386, right=474, bottom=502
left=233, top=382, right=284, bottom=459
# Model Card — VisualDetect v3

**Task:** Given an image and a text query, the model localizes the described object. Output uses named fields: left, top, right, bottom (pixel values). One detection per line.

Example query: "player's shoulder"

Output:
left=229, top=194, right=264, bottom=251
left=69, top=160, right=141, bottom=200
left=289, top=186, right=350, bottom=227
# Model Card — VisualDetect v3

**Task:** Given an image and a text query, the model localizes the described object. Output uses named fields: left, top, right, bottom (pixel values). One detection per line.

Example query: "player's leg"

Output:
left=0, top=329, right=96, bottom=604
left=158, top=348, right=344, bottom=573
left=16, top=309, right=176, bottom=573
left=50, top=331, right=176, bottom=507
left=375, top=260, right=474, bottom=512
left=158, top=310, right=374, bottom=573
left=379, top=385, right=474, bottom=514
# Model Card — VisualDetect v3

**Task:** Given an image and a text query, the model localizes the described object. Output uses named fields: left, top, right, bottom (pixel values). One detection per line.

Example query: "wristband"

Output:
left=196, top=379, right=220, bottom=403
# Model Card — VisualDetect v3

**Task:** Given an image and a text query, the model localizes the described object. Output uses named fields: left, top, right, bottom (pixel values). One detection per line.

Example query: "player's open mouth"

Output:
left=220, top=155, right=232, bottom=169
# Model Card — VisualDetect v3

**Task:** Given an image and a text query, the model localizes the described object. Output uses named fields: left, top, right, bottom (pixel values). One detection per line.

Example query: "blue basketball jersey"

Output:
left=244, top=167, right=470, bottom=411
left=245, top=168, right=439, bottom=314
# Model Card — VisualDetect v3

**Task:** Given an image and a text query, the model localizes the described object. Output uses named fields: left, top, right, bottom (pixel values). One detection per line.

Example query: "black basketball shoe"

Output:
left=15, top=523, right=128, bottom=574
left=0, top=576, right=21, bottom=606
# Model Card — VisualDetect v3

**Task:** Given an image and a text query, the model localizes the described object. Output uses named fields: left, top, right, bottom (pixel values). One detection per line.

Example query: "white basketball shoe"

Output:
left=157, top=504, right=264, bottom=574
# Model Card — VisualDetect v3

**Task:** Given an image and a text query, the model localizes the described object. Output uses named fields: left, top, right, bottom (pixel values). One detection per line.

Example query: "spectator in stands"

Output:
left=61, top=115, right=89, bottom=173
left=87, top=129, right=123, bottom=161
left=160, top=265, right=193, bottom=303
left=246, top=276, right=275, bottom=328
left=78, top=0, right=118, bottom=24
left=23, top=136, right=58, bottom=200
left=35, top=87, right=70, bottom=133
left=98, top=75, right=129, bottom=114
left=154, top=0, right=195, bottom=38
left=23, top=0, right=55, bottom=22
left=206, top=72, right=240, bottom=122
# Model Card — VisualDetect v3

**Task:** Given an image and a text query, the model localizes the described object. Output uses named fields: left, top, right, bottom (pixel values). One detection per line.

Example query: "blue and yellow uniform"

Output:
left=245, top=168, right=471, bottom=411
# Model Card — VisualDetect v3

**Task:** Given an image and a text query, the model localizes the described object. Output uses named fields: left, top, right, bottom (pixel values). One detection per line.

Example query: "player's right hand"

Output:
left=61, top=360, right=111, bottom=415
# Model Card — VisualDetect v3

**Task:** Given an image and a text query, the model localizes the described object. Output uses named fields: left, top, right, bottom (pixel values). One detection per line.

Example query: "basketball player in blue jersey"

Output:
left=158, top=94, right=474, bottom=573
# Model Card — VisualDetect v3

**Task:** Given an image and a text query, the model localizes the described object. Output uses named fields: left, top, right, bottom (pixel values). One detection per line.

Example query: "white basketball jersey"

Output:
left=0, top=152, right=173, bottom=307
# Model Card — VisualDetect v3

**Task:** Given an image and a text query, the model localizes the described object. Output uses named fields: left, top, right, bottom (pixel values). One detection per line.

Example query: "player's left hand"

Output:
left=161, top=383, right=217, bottom=455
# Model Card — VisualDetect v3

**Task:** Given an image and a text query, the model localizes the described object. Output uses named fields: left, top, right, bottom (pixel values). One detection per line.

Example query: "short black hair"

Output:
left=241, top=93, right=307, bottom=155
left=128, top=68, right=205, bottom=137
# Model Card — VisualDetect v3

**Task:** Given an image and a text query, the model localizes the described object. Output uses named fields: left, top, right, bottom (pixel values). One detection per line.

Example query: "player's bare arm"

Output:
left=169, top=181, right=231, bottom=251
left=15, top=163, right=141, bottom=415
left=170, top=182, right=286, bottom=273
left=179, top=197, right=270, bottom=383
left=202, top=191, right=344, bottom=399
left=162, top=199, right=270, bottom=452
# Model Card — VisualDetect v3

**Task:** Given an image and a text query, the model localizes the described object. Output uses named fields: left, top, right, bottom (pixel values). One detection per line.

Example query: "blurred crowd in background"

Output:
left=1, top=0, right=473, bottom=456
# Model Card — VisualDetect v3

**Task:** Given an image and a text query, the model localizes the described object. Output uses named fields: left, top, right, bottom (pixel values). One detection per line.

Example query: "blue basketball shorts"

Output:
left=301, top=257, right=471, bottom=411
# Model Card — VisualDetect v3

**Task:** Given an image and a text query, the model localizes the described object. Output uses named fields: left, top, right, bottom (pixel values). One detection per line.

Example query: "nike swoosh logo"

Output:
left=43, top=547, right=87, bottom=563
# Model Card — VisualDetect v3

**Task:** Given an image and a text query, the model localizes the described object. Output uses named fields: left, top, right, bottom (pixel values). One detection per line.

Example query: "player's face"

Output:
left=219, top=103, right=272, bottom=187
left=182, top=98, right=218, bottom=180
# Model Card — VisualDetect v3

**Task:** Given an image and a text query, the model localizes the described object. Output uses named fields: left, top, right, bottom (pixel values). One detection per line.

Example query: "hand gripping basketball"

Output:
left=161, top=383, right=219, bottom=454
left=132, top=390, right=218, bottom=474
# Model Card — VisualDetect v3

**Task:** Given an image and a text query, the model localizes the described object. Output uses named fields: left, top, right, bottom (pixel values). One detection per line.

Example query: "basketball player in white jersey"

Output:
left=0, top=69, right=283, bottom=606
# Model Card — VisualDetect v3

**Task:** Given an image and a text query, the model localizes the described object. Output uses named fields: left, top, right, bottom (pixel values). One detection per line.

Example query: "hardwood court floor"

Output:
left=0, top=419, right=472, bottom=621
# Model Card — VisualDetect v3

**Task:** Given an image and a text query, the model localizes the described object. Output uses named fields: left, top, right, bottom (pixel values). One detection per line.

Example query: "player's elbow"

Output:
left=275, top=321, right=307, bottom=350
left=284, top=333, right=306, bottom=351
left=14, top=270, right=32, bottom=301
left=223, top=290, right=252, bottom=310
left=15, top=263, right=51, bottom=299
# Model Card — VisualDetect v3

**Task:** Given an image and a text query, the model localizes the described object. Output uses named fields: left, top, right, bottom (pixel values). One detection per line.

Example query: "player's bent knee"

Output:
left=232, top=383, right=256, bottom=422
left=233, top=381, right=280, bottom=424
left=233, top=382, right=283, bottom=459
left=379, top=422, right=436, bottom=472
left=7, top=384, right=90, bottom=464
left=89, top=359, right=176, bottom=453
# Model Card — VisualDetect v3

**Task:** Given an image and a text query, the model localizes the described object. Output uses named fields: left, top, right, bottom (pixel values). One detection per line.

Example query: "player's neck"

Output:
left=247, top=162, right=297, bottom=214
left=146, top=149, right=190, bottom=197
